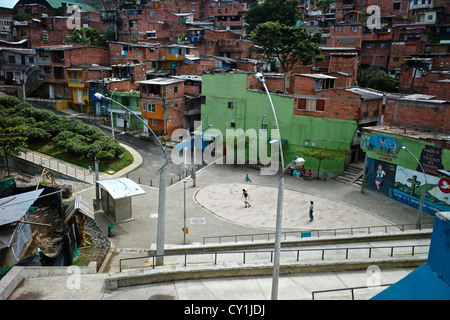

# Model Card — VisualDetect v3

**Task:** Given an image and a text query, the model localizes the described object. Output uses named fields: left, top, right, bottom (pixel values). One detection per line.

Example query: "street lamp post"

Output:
left=402, top=146, right=427, bottom=229
left=257, top=73, right=301, bottom=300
left=95, top=92, right=169, bottom=265
left=109, top=88, right=118, bottom=140
left=183, top=147, right=188, bottom=245
left=193, top=124, right=212, bottom=187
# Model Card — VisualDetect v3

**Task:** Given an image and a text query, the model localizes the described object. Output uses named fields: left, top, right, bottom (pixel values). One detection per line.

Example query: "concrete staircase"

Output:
left=1, top=228, right=432, bottom=299
left=336, top=162, right=365, bottom=186
left=99, top=229, right=433, bottom=290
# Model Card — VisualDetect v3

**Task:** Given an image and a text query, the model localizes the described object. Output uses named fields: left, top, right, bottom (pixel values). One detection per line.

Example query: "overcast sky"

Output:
left=2, top=0, right=18, bottom=9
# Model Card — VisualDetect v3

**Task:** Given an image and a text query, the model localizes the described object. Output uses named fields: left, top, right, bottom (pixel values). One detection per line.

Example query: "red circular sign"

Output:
left=438, top=178, right=450, bottom=194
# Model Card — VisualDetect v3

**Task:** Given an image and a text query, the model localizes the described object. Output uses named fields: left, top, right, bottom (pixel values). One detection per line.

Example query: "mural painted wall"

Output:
left=361, top=131, right=450, bottom=216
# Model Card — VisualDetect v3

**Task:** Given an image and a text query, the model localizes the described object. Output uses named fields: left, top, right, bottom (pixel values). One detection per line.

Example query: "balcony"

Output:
left=68, top=78, right=84, bottom=88
left=410, top=0, right=433, bottom=10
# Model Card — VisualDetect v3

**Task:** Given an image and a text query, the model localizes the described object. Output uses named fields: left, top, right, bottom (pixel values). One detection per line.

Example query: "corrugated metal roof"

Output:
left=97, top=178, right=145, bottom=199
left=64, top=195, right=94, bottom=225
left=0, top=189, right=43, bottom=226
left=298, top=73, right=337, bottom=79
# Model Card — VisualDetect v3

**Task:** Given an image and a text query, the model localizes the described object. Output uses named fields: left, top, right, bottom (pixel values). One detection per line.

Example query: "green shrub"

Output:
left=0, top=96, right=21, bottom=108
left=96, top=150, right=115, bottom=161
left=28, top=127, right=51, bottom=142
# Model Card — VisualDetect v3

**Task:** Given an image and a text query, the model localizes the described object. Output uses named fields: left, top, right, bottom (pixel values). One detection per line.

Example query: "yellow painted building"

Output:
left=67, top=68, right=89, bottom=112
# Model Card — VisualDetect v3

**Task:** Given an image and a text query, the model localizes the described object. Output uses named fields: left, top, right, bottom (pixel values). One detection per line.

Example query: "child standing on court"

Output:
left=242, top=189, right=251, bottom=208
left=309, top=201, right=314, bottom=222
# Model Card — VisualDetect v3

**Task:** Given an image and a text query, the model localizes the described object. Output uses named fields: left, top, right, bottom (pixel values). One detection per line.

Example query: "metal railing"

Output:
left=202, top=223, right=434, bottom=244
left=16, top=150, right=95, bottom=184
left=118, top=244, right=430, bottom=272
left=311, top=284, right=393, bottom=300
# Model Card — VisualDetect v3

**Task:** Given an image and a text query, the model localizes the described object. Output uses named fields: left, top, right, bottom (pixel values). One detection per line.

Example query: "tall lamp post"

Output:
left=256, top=73, right=305, bottom=300
left=95, top=92, right=169, bottom=265
left=402, top=146, right=427, bottom=229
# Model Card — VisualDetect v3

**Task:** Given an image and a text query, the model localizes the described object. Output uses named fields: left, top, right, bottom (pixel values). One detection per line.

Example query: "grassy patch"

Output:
left=29, top=143, right=134, bottom=174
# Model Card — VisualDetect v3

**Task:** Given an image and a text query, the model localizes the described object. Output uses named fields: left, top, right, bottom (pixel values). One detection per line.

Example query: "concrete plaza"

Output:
left=83, top=161, right=433, bottom=251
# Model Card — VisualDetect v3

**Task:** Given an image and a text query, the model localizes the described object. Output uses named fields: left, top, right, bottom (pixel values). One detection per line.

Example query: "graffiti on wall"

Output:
left=361, top=132, right=449, bottom=216
left=364, top=155, right=450, bottom=216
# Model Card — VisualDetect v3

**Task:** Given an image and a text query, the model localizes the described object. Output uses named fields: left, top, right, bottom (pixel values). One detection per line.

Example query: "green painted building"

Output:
left=110, top=91, right=143, bottom=132
left=201, top=72, right=358, bottom=174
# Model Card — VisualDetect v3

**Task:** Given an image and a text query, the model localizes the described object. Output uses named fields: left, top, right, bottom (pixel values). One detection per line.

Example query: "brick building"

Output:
left=108, top=41, right=160, bottom=82
left=383, top=94, right=450, bottom=132
left=12, top=1, right=102, bottom=48
left=33, top=44, right=109, bottom=102
left=137, top=77, right=186, bottom=135
left=115, top=7, right=186, bottom=44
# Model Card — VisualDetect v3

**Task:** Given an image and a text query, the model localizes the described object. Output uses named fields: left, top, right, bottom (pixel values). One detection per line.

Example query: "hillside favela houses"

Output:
left=0, top=0, right=448, bottom=219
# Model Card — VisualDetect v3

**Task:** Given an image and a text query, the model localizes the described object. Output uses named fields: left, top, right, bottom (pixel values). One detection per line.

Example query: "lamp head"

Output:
left=293, top=156, right=305, bottom=166
left=402, top=146, right=408, bottom=151
left=94, top=92, right=105, bottom=100
left=255, top=73, right=265, bottom=83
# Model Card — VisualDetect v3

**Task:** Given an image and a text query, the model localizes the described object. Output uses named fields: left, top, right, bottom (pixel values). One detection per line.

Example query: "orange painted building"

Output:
left=138, top=77, right=185, bottom=135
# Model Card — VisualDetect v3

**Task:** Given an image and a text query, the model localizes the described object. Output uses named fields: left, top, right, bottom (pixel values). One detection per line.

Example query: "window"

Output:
left=228, top=102, right=234, bottom=109
left=174, top=86, right=178, bottom=93
left=142, top=102, right=146, bottom=111
left=230, top=120, right=235, bottom=128
left=152, top=119, right=158, bottom=126
left=146, top=30, right=156, bottom=39
left=381, top=43, right=388, bottom=49
left=362, top=101, right=369, bottom=116
left=8, top=55, right=15, bottom=63
left=351, top=25, right=358, bottom=32
left=53, top=67, right=64, bottom=79
left=148, top=103, right=156, bottom=112
left=393, top=2, right=401, bottom=10
left=43, top=33, right=48, bottom=41
left=365, top=43, right=374, bottom=49
left=261, top=124, right=268, bottom=131
left=297, top=99, right=325, bottom=112
left=334, top=26, right=343, bottom=32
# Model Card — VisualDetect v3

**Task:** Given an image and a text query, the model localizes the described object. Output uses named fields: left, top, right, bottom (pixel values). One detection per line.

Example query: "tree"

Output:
left=65, top=27, right=103, bottom=46
left=360, top=70, right=398, bottom=92
left=250, top=21, right=323, bottom=73
left=244, top=0, right=300, bottom=35
left=0, top=125, right=28, bottom=176
left=297, top=146, right=349, bottom=179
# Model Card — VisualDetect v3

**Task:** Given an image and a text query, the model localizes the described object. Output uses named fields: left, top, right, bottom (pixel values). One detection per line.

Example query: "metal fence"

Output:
left=16, top=150, right=95, bottom=184
left=118, top=243, right=430, bottom=272
left=202, top=223, right=434, bottom=244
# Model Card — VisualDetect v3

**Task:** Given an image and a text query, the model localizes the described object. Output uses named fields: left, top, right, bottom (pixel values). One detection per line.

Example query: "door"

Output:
left=49, top=85, right=55, bottom=99
left=116, top=113, right=124, bottom=127
left=77, top=89, right=82, bottom=103
left=95, top=102, right=101, bottom=115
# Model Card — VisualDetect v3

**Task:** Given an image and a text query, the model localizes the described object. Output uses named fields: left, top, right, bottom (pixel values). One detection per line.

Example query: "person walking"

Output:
left=242, top=189, right=251, bottom=208
left=309, top=201, right=314, bottom=222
